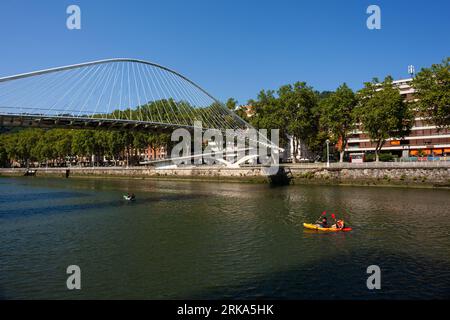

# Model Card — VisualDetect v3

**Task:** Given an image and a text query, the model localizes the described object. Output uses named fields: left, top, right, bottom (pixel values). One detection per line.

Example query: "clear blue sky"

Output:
left=0, top=0, right=449, bottom=104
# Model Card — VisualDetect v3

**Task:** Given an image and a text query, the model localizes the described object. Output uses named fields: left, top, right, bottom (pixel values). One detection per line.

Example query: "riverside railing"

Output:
left=2, top=159, right=450, bottom=171
left=280, top=161, right=450, bottom=169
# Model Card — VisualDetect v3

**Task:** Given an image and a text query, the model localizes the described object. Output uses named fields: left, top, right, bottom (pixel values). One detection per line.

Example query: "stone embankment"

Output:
left=1, top=163, right=449, bottom=188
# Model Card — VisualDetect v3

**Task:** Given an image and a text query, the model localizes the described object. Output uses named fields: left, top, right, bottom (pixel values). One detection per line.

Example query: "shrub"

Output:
left=365, top=152, right=395, bottom=162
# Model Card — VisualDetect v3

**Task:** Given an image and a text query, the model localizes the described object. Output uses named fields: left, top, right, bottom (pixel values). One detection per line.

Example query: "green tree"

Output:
left=279, top=82, right=320, bottom=162
left=249, top=90, right=288, bottom=147
left=0, top=142, right=8, bottom=167
left=72, top=130, right=95, bottom=164
left=225, top=98, right=238, bottom=110
left=105, top=131, right=125, bottom=165
left=412, top=57, right=450, bottom=128
left=318, top=91, right=334, bottom=101
left=53, top=129, right=73, bottom=161
left=15, top=129, right=43, bottom=166
left=319, top=83, right=357, bottom=162
left=1, top=133, right=18, bottom=166
left=93, top=131, right=110, bottom=165
left=120, top=131, right=134, bottom=166
left=248, top=82, right=323, bottom=162
left=356, top=76, right=413, bottom=161
left=132, top=132, right=149, bottom=162
left=32, top=131, right=54, bottom=164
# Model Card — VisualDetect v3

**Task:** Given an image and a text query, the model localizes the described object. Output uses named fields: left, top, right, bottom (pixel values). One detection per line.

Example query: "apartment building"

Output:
left=346, top=78, right=450, bottom=158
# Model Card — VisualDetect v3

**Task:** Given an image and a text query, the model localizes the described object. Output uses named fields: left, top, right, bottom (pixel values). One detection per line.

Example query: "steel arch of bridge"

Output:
left=0, top=58, right=251, bottom=133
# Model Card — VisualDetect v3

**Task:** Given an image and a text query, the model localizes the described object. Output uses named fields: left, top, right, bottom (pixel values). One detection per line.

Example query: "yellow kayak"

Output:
left=303, top=223, right=352, bottom=232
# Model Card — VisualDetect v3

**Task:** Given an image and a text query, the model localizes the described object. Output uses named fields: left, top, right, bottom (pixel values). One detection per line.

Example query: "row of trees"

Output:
left=0, top=128, right=171, bottom=167
left=227, top=57, right=449, bottom=162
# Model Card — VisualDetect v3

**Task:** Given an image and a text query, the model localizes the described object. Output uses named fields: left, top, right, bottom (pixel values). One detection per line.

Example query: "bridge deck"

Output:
left=0, top=113, right=192, bottom=132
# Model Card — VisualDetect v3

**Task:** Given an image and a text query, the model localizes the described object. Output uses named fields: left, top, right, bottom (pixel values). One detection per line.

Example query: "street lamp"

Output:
left=326, top=139, right=330, bottom=168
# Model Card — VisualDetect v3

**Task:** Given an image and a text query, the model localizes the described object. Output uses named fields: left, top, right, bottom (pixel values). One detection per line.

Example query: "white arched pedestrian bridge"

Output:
left=0, top=58, right=250, bottom=132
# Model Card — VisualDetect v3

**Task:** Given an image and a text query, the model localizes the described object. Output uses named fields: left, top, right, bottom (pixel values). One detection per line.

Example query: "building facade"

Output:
left=346, top=78, right=450, bottom=159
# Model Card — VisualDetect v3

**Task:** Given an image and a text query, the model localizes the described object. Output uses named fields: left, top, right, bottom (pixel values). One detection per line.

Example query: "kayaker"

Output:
left=320, top=217, right=328, bottom=228
left=332, top=219, right=345, bottom=229
left=131, top=193, right=136, bottom=200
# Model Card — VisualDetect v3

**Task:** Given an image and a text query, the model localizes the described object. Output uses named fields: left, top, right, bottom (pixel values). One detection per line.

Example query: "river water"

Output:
left=0, top=177, right=449, bottom=299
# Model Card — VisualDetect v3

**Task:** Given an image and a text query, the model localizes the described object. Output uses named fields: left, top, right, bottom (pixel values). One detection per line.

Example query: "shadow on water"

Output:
left=0, top=191, right=90, bottom=204
left=185, top=249, right=450, bottom=300
left=0, top=193, right=206, bottom=218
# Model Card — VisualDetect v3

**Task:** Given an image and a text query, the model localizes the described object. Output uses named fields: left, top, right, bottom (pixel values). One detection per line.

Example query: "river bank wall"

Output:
left=1, top=164, right=450, bottom=188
